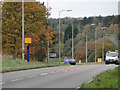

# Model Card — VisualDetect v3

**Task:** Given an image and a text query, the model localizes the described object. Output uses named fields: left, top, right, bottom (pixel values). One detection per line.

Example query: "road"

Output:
left=2, top=64, right=118, bottom=89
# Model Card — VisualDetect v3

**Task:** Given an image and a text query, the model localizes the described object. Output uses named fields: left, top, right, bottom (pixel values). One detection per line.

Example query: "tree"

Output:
left=2, top=2, right=55, bottom=61
left=97, top=43, right=114, bottom=58
left=64, top=24, right=72, bottom=43
left=2, top=2, right=22, bottom=59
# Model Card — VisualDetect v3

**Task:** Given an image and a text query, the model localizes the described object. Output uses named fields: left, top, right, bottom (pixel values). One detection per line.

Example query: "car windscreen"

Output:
left=65, top=60, right=69, bottom=62
left=106, top=53, right=118, bottom=57
left=69, top=59, right=75, bottom=61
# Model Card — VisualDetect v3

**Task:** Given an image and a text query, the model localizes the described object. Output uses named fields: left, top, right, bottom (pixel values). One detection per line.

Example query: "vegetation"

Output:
left=2, top=2, right=57, bottom=61
left=80, top=66, right=119, bottom=88
left=49, top=15, right=118, bottom=62
left=2, top=56, right=70, bottom=73
left=1, top=2, right=118, bottom=64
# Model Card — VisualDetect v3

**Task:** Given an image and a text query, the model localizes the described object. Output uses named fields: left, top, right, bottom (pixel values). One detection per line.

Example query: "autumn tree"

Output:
left=2, top=2, right=22, bottom=59
left=97, top=43, right=114, bottom=58
left=2, top=2, right=56, bottom=61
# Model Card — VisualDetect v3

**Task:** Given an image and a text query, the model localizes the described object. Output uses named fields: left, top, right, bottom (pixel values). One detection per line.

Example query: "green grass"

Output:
left=80, top=66, right=119, bottom=88
left=2, top=56, right=72, bottom=73
left=2, top=56, right=58, bottom=73
left=2, top=56, right=105, bottom=73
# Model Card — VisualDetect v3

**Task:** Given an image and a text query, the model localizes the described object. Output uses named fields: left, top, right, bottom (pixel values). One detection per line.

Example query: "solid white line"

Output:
left=41, top=73, right=48, bottom=76
left=87, top=79, right=94, bottom=83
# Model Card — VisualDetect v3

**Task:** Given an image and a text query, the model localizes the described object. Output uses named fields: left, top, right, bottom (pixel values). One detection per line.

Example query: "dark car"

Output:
left=69, top=59, right=76, bottom=65
left=63, top=59, right=76, bottom=65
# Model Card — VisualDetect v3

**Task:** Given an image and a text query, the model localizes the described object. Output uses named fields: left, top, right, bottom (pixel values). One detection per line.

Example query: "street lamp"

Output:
left=72, top=18, right=74, bottom=59
left=101, top=27, right=106, bottom=62
left=95, top=27, right=97, bottom=63
left=47, top=0, right=49, bottom=63
left=86, top=25, right=88, bottom=63
left=59, top=9, right=72, bottom=64
left=91, top=24, right=96, bottom=63
left=86, top=24, right=95, bottom=63
left=22, top=0, right=24, bottom=60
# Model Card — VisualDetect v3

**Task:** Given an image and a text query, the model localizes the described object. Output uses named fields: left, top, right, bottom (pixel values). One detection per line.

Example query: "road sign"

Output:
left=79, top=60, right=81, bottom=64
left=97, top=58, right=102, bottom=62
left=27, top=44, right=29, bottom=62
left=25, top=37, right=32, bottom=63
left=25, top=38, right=32, bottom=44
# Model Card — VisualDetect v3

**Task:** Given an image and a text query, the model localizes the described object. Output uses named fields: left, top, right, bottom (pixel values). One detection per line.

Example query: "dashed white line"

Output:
left=0, top=82, right=5, bottom=85
left=41, top=73, right=48, bottom=76
left=26, top=75, right=37, bottom=78
left=41, top=68, right=49, bottom=70
left=11, top=79, right=21, bottom=82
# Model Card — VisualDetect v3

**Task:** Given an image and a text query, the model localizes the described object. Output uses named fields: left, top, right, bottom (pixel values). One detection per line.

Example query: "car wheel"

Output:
left=115, top=63, right=119, bottom=65
left=105, top=61, right=109, bottom=65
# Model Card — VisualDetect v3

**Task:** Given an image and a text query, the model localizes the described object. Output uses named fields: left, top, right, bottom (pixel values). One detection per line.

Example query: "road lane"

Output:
left=2, top=64, right=118, bottom=88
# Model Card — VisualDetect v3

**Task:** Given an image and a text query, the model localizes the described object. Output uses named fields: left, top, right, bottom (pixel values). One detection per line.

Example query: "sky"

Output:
left=36, top=0, right=119, bottom=18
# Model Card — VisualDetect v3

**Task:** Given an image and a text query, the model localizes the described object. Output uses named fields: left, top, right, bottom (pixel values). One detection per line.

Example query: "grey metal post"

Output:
left=22, top=0, right=24, bottom=60
left=59, top=11, right=61, bottom=64
left=91, top=24, right=96, bottom=63
left=72, top=18, right=74, bottom=59
left=47, top=0, right=49, bottom=63
left=95, top=28, right=97, bottom=63
left=58, top=10, right=72, bottom=64
left=101, top=27, right=106, bottom=61
left=102, top=36, right=104, bottom=61
left=86, top=26, right=88, bottom=63
left=47, top=34, right=49, bottom=63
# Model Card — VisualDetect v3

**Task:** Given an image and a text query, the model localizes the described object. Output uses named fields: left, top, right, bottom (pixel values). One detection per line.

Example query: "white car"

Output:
left=105, top=51, right=119, bottom=65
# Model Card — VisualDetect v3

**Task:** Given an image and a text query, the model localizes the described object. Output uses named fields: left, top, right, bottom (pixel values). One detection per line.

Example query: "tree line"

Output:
left=49, top=15, right=119, bottom=62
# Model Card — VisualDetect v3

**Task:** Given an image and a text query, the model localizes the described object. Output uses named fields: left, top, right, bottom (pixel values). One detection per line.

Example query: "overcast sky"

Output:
left=36, top=0, right=119, bottom=18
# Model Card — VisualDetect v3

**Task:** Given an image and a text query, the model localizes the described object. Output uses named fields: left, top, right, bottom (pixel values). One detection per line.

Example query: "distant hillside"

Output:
left=48, top=15, right=118, bottom=62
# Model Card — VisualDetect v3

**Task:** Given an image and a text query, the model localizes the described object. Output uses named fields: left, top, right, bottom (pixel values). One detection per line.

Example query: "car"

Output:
left=63, top=59, right=76, bottom=65
left=69, top=59, right=76, bottom=65
left=63, top=59, right=70, bottom=64
left=105, top=51, right=119, bottom=65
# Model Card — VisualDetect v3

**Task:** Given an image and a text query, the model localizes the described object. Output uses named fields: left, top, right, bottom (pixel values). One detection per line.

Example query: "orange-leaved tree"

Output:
left=2, top=2, right=55, bottom=61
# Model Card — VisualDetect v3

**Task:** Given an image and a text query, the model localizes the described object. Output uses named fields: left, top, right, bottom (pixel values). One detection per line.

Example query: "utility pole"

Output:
left=95, top=28, right=97, bottom=63
left=86, top=25, right=88, bottom=63
left=59, top=10, right=72, bottom=64
left=22, top=0, right=24, bottom=60
left=102, top=35, right=104, bottom=61
left=101, top=27, right=106, bottom=61
left=47, top=0, right=49, bottom=63
left=72, top=18, right=74, bottom=59
left=91, top=23, right=96, bottom=63
left=59, top=11, right=61, bottom=64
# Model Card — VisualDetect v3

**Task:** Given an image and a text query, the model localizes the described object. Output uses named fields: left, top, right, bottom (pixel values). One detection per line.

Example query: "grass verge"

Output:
left=2, top=56, right=104, bottom=73
left=80, top=66, right=119, bottom=88
left=2, top=56, right=70, bottom=73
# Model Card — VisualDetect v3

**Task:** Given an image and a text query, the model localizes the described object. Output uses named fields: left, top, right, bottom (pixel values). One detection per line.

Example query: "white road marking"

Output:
left=41, top=68, right=49, bottom=70
left=26, top=75, right=37, bottom=78
left=0, top=82, right=5, bottom=85
left=10, top=78, right=24, bottom=82
left=11, top=79, right=21, bottom=82
left=87, top=79, right=94, bottom=83
left=41, top=73, right=48, bottom=76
